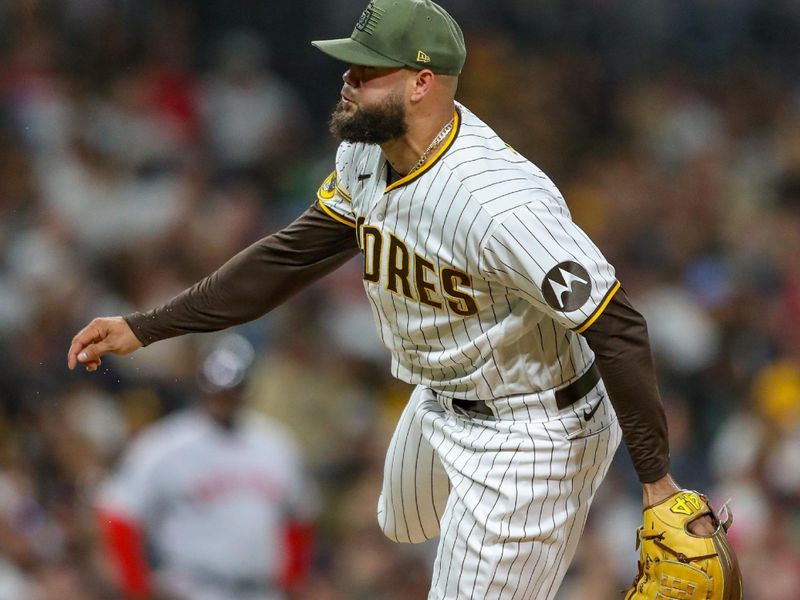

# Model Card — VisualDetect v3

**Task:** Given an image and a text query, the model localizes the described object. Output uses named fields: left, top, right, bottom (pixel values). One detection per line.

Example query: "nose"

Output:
left=343, top=67, right=358, bottom=87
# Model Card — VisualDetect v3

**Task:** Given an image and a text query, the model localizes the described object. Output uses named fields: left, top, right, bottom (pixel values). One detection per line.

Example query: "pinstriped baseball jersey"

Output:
left=317, top=102, right=619, bottom=401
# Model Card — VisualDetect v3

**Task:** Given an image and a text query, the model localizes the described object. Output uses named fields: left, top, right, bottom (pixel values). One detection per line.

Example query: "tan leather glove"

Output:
left=624, top=490, right=742, bottom=599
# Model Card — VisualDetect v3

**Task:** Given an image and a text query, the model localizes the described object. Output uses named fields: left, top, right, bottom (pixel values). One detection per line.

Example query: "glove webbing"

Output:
left=639, top=529, right=719, bottom=564
left=627, top=529, right=719, bottom=595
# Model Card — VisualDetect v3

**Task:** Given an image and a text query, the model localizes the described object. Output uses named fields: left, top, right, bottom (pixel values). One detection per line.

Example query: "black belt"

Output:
left=555, top=362, right=601, bottom=410
left=451, top=362, right=601, bottom=418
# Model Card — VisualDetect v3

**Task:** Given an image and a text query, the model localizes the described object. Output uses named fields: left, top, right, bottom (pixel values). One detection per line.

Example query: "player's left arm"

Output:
left=579, top=290, right=670, bottom=489
left=579, top=285, right=670, bottom=486
left=579, top=289, right=714, bottom=534
left=481, top=198, right=734, bottom=587
left=589, top=297, right=741, bottom=599
left=480, top=198, right=709, bottom=519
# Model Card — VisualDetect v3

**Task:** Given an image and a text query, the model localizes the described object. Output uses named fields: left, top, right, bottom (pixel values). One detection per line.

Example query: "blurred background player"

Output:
left=95, top=335, right=316, bottom=600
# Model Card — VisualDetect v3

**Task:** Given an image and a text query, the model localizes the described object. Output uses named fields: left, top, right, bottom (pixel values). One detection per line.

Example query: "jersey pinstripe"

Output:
left=317, top=103, right=619, bottom=401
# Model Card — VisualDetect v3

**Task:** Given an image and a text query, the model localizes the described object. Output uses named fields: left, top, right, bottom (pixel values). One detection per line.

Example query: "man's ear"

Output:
left=409, top=69, right=436, bottom=103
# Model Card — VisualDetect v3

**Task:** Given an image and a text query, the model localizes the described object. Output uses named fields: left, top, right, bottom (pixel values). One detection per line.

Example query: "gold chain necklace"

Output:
left=408, top=117, right=455, bottom=175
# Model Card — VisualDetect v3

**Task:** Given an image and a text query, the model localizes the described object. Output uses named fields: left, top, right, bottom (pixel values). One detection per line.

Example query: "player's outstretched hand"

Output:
left=68, top=316, right=142, bottom=372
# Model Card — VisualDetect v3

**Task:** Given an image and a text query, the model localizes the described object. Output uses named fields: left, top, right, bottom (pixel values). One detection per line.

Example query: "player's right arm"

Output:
left=68, top=166, right=359, bottom=371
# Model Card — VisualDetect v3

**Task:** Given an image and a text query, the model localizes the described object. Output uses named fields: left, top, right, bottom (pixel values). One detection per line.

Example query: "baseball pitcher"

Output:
left=71, top=1, right=741, bottom=598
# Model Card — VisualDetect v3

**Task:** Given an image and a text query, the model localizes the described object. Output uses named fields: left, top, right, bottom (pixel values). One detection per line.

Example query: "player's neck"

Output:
left=381, top=104, right=455, bottom=176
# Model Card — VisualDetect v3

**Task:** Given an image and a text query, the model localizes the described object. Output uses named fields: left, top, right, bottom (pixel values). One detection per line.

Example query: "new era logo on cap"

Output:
left=417, top=50, right=431, bottom=63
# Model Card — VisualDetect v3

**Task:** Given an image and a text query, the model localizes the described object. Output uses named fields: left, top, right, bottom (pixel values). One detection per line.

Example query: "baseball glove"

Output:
left=624, top=490, right=742, bottom=600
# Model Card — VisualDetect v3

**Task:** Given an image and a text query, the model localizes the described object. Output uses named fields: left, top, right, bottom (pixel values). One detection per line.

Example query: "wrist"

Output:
left=642, top=474, right=680, bottom=506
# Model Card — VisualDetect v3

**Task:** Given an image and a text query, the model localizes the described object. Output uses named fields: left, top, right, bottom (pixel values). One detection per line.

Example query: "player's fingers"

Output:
left=68, top=320, right=106, bottom=369
left=68, top=339, right=90, bottom=370
left=68, top=344, right=78, bottom=370
left=76, top=339, right=114, bottom=365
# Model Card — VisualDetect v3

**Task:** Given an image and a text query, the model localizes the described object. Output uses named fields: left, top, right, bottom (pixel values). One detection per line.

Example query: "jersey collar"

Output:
left=384, top=107, right=461, bottom=193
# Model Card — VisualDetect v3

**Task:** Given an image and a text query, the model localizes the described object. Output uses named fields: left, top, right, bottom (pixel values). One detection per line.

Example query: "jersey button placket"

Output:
left=367, top=161, right=388, bottom=223
left=375, top=182, right=403, bottom=223
left=371, top=194, right=388, bottom=223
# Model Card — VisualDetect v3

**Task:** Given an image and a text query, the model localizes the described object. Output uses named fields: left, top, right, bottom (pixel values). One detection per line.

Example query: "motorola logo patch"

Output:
left=542, top=261, right=592, bottom=312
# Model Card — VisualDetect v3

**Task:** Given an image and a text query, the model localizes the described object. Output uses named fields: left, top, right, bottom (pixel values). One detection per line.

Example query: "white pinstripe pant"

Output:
left=377, top=384, right=621, bottom=600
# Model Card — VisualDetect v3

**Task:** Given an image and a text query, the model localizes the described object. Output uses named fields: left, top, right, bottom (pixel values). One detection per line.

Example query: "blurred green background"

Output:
left=1, top=0, right=799, bottom=598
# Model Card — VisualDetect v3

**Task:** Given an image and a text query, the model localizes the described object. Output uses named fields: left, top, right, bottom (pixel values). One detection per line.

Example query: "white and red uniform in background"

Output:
left=96, top=408, right=315, bottom=600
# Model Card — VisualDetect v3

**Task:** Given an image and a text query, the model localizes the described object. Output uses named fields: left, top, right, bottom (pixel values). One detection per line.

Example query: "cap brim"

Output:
left=311, top=38, right=406, bottom=68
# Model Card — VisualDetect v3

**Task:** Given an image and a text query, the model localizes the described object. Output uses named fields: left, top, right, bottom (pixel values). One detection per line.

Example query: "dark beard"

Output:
left=329, top=94, right=408, bottom=144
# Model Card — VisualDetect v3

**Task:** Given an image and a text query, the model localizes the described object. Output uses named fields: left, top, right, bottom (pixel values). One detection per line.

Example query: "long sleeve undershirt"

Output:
left=581, top=288, right=670, bottom=483
left=125, top=203, right=360, bottom=345
left=125, top=203, right=669, bottom=483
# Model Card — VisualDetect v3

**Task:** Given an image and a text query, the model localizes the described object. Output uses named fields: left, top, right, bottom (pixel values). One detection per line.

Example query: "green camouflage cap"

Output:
left=312, top=0, right=466, bottom=76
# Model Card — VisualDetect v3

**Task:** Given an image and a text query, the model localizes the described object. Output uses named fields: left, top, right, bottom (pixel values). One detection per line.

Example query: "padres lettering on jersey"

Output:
left=348, top=215, right=479, bottom=316
left=316, top=104, right=619, bottom=400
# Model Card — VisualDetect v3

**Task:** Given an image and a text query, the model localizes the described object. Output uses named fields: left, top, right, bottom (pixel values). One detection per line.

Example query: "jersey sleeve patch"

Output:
left=316, top=170, right=356, bottom=228
left=317, top=170, right=338, bottom=201
left=479, top=201, right=619, bottom=331
left=541, top=261, right=592, bottom=312
left=316, top=170, right=352, bottom=204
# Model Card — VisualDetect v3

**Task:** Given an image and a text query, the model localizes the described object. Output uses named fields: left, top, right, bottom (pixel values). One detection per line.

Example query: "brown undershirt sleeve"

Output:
left=124, top=203, right=360, bottom=346
left=580, top=286, right=670, bottom=483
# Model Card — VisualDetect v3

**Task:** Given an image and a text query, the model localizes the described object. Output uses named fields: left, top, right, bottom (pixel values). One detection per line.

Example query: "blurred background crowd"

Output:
left=1, top=0, right=800, bottom=598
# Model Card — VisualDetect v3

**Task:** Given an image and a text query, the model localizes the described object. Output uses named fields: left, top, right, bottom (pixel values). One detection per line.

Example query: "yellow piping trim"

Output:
left=317, top=198, right=356, bottom=228
left=385, top=108, right=460, bottom=193
left=575, top=280, right=620, bottom=333
left=335, top=185, right=352, bottom=202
